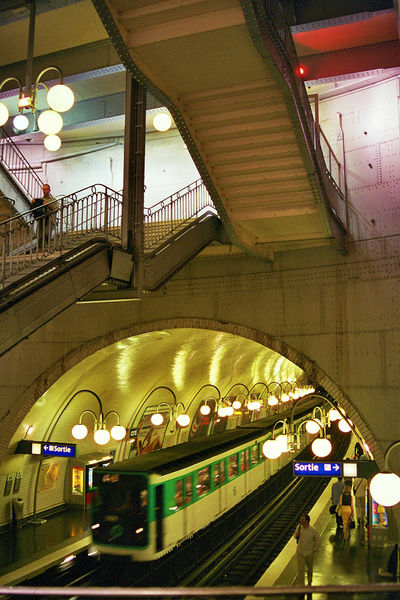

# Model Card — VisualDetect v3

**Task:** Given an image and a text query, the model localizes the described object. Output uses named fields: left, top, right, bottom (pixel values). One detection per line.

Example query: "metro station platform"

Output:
left=258, top=482, right=394, bottom=594
left=0, top=509, right=91, bottom=585
left=0, top=488, right=394, bottom=591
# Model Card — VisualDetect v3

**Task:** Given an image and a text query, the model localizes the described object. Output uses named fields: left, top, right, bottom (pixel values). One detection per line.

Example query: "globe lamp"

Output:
left=151, top=413, right=164, bottom=426
left=153, top=112, right=172, bottom=132
left=200, top=404, right=211, bottom=416
left=37, top=110, right=63, bottom=135
left=176, top=413, right=190, bottom=427
left=13, top=114, right=29, bottom=131
left=262, top=439, right=282, bottom=459
left=47, top=84, right=74, bottom=112
left=72, top=423, right=88, bottom=440
left=370, top=472, right=400, bottom=507
left=110, top=425, right=126, bottom=441
left=0, top=103, right=9, bottom=126
left=44, top=134, right=61, bottom=152
left=311, top=437, right=332, bottom=457
left=305, top=419, right=321, bottom=435
left=94, top=428, right=111, bottom=445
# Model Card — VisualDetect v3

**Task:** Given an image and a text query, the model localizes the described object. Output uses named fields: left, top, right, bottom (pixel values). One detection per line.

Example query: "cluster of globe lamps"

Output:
left=0, top=81, right=74, bottom=151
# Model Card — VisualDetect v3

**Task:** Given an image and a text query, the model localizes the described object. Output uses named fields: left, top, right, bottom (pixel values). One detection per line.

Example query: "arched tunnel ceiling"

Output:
left=10, top=328, right=306, bottom=456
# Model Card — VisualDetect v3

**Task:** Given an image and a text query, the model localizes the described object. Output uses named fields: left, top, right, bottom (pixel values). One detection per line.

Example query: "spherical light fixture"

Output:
left=200, top=404, right=211, bottom=416
left=262, top=439, right=282, bottom=459
left=44, top=134, right=61, bottom=152
left=370, top=472, right=400, bottom=507
left=305, top=418, right=321, bottom=435
left=47, top=84, right=75, bottom=112
left=37, top=109, right=63, bottom=135
left=225, top=405, right=234, bottom=417
left=94, top=428, right=111, bottom=445
left=328, top=408, right=341, bottom=421
left=217, top=406, right=227, bottom=417
left=276, top=434, right=289, bottom=453
left=176, top=413, right=190, bottom=427
left=0, top=103, right=9, bottom=126
left=153, top=112, right=172, bottom=132
left=72, top=423, right=88, bottom=440
left=13, top=113, right=29, bottom=131
left=110, top=425, right=126, bottom=441
left=338, top=418, right=352, bottom=433
left=268, top=395, right=278, bottom=406
left=232, top=399, right=242, bottom=410
left=311, top=437, right=332, bottom=457
left=151, top=413, right=164, bottom=426
left=281, top=393, right=290, bottom=403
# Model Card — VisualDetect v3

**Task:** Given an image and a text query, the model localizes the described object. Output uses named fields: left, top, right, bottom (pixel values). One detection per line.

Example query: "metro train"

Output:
left=91, top=407, right=319, bottom=561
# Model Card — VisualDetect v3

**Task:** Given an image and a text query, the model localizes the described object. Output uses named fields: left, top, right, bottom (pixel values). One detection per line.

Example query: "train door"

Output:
left=155, top=484, right=164, bottom=552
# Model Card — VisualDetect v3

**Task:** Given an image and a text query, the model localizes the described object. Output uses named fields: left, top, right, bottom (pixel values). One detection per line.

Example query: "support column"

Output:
left=122, top=73, right=146, bottom=291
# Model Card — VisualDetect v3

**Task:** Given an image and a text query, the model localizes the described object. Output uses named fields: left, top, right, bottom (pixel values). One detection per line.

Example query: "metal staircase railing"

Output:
left=144, top=178, right=214, bottom=248
left=0, top=180, right=215, bottom=289
left=0, top=127, right=44, bottom=200
left=244, top=0, right=347, bottom=227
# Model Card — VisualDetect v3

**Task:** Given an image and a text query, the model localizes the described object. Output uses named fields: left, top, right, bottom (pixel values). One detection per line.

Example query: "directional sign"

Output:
left=42, top=443, right=76, bottom=458
left=294, top=461, right=342, bottom=477
left=16, top=440, right=76, bottom=458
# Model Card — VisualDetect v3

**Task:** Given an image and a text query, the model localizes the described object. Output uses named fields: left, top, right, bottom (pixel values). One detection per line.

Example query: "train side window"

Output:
left=184, top=475, right=193, bottom=504
left=228, top=454, right=238, bottom=479
left=240, top=451, right=245, bottom=472
left=251, top=444, right=259, bottom=466
left=174, top=479, right=184, bottom=508
left=213, top=462, right=220, bottom=488
left=219, top=460, right=226, bottom=484
left=196, top=466, right=211, bottom=497
left=240, top=449, right=250, bottom=472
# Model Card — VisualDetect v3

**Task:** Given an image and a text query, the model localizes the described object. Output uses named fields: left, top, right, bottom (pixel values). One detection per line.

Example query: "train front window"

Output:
left=92, top=471, right=148, bottom=547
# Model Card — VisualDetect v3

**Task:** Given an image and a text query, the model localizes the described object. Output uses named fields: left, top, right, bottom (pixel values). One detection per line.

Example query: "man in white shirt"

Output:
left=294, top=514, right=321, bottom=586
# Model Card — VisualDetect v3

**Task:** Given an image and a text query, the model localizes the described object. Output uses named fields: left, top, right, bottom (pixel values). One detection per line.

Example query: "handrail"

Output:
left=0, top=127, right=44, bottom=200
left=0, top=180, right=216, bottom=288
left=144, top=179, right=214, bottom=248
left=0, top=184, right=123, bottom=289
left=0, top=583, right=399, bottom=597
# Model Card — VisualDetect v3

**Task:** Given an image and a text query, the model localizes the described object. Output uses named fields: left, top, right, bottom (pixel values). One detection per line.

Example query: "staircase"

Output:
left=0, top=180, right=222, bottom=356
left=92, top=0, right=347, bottom=259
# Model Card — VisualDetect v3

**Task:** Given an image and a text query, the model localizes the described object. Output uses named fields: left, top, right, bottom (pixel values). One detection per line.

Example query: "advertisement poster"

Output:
left=371, top=499, right=388, bottom=528
left=38, top=462, right=60, bottom=492
left=189, top=399, right=216, bottom=439
left=132, top=406, right=169, bottom=456
left=72, top=466, right=84, bottom=495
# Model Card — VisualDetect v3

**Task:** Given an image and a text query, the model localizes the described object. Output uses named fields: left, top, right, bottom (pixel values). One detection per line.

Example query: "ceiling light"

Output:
left=153, top=112, right=172, bottom=132
left=44, top=134, right=61, bottom=151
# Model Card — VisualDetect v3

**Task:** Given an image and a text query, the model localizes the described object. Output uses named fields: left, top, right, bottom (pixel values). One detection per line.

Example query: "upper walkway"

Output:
left=93, top=0, right=347, bottom=260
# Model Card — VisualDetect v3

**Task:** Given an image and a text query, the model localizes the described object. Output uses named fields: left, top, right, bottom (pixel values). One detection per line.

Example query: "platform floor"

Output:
left=0, top=509, right=91, bottom=585
left=0, top=497, right=393, bottom=591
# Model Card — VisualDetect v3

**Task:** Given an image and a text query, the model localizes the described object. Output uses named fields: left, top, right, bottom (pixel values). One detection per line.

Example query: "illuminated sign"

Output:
left=42, top=443, right=75, bottom=457
left=16, top=440, right=76, bottom=458
left=294, top=461, right=342, bottom=477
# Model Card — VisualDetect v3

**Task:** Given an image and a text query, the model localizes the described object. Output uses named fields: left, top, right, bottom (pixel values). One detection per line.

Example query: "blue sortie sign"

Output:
left=294, top=461, right=342, bottom=477
left=42, top=443, right=76, bottom=458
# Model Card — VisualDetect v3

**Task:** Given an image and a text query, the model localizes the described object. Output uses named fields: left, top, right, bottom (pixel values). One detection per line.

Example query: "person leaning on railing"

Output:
left=31, top=183, right=58, bottom=250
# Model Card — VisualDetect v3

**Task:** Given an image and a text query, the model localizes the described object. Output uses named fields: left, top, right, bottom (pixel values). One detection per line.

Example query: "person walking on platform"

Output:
left=294, top=514, right=321, bottom=587
left=330, top=477, right=344, bottom=530
left=354, top=478, right=367, bottom=525
left=337, top=484, right=354, bottom=541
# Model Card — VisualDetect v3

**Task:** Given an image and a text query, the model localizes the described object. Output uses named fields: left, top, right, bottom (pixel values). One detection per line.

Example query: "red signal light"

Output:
left=296, top=65, right=305, bottom=77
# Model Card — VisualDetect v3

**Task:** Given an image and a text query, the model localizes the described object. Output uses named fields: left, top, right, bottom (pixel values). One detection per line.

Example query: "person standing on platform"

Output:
left=354, top=478, right=367, bottom=525
left=331, top=477, right=344, bottom=530
left=294, top=514, right=321, bottom=587
left=337, top=484, right=354, bottom=541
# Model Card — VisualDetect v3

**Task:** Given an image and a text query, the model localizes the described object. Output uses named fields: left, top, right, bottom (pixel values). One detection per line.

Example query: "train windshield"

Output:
left=92, top=471, right=148, bottom=547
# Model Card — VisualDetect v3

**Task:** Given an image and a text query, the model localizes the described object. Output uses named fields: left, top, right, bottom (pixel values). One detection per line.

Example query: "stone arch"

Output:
left=9, top=317, right=381, bottom=467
